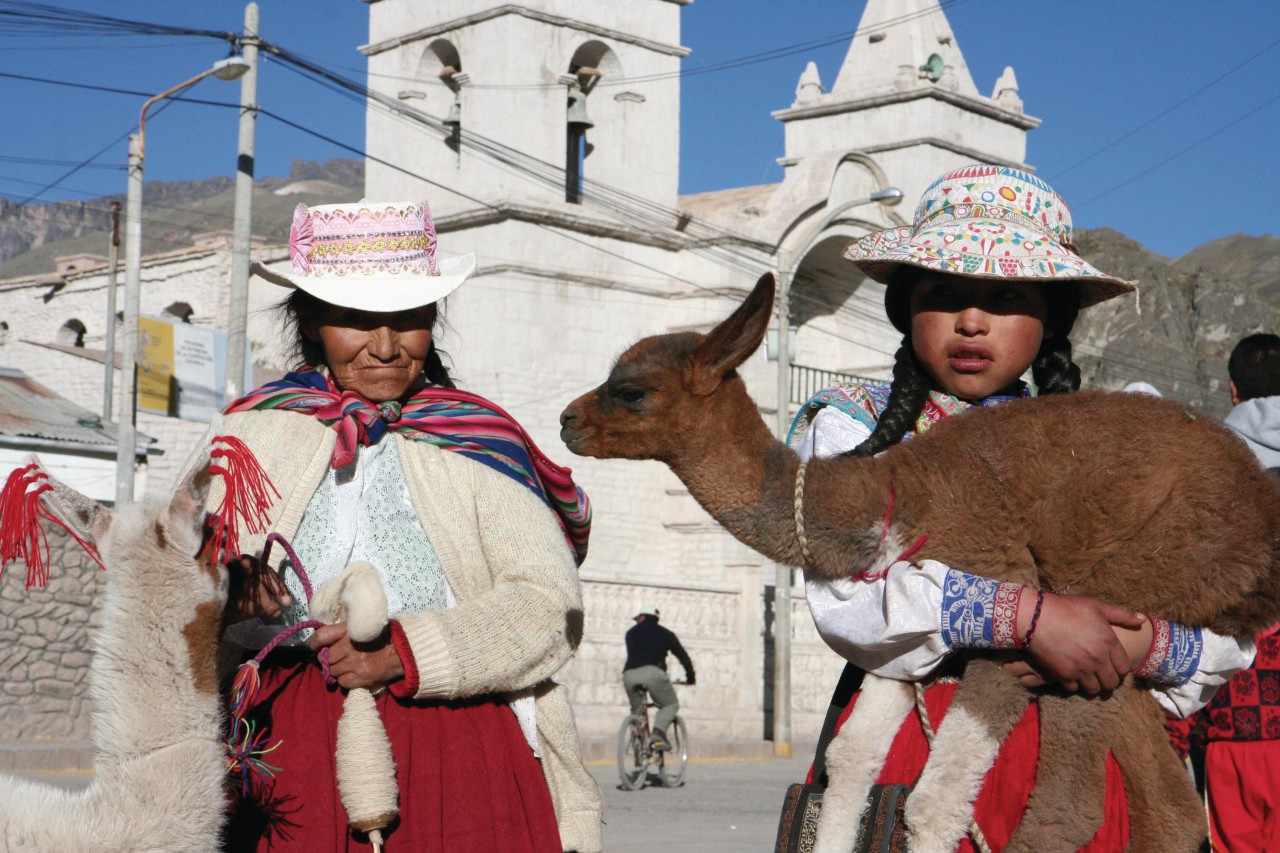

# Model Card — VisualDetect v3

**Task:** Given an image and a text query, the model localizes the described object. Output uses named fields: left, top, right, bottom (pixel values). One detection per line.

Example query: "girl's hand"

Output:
left=226, top=556, right=292, bottom=621
left=1005, top=592, right=1146, bottom=694
left=308, top=623, right=405, bottom=691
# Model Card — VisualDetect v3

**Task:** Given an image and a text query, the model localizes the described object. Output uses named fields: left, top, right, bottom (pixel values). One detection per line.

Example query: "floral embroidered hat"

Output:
left=844, top=164, right=1134, bottom=309
left=250, top=200, right=475, bottom=311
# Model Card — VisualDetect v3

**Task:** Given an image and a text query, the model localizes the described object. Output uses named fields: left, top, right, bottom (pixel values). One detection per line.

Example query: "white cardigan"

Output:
left=193, top=410, right=603, bottom=853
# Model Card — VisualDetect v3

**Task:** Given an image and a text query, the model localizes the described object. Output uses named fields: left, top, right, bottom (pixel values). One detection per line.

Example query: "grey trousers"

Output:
left=623, top=665, right=679, bottom=735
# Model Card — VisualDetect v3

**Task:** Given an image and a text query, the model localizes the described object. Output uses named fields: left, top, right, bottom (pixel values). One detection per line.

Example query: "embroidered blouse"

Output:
left=792, top=381, right=1254, bottom=718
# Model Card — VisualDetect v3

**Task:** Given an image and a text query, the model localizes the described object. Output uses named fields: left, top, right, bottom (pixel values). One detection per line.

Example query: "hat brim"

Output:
left=845, top=221, right=1135, bottom=309
left=251, top=253, right=476, bottom=312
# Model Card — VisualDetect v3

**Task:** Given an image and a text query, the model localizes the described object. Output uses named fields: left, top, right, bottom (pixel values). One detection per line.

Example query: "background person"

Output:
left=1193, top=332, right=1280, bottom=852
left=622, top=607, right=695, bottom=751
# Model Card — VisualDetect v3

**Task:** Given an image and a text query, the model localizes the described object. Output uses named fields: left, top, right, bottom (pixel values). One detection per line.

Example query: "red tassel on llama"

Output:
left=203, top=435, right=280, bottom=567
left=0, top=460, right=104, bottom=587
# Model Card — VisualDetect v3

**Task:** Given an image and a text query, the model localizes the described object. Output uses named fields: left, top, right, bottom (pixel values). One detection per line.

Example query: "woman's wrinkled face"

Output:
left=909, top=273, right=1049, bottom=402
left=305, top=303, right=436, bottom=402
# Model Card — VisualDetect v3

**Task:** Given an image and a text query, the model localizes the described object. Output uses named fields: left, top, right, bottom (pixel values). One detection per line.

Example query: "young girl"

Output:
left=790, top=165, right=1252, bottom=851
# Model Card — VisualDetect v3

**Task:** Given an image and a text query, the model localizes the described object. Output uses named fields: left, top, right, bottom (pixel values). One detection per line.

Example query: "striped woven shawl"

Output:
left=225, top=368, right=590, bottom=564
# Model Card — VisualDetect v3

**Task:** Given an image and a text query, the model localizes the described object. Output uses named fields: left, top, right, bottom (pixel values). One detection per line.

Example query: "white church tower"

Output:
left=361, top=0, right=688, bottom=212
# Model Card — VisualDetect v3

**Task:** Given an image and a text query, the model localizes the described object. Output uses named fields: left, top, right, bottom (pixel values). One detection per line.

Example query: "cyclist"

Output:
left=622, top=607, right=695, bottom=751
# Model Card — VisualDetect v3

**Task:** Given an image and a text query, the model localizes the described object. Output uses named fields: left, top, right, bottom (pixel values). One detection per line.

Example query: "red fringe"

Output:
left=204, top=436, right=279, bottom=567
left=0, top=463, right=104, bottom=587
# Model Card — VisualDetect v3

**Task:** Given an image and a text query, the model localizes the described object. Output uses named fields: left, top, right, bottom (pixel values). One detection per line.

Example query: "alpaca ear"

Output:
left=687, top=273, right=776, bottom=396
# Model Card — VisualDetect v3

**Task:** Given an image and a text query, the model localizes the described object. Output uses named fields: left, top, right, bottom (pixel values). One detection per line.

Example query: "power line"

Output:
left=1075, top=91, right=1280, bottom=209
left=1048, top=33, right=1280, bottom=181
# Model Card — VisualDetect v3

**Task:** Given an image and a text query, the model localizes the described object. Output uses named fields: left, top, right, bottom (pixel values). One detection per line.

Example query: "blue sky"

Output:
left=2, top=0, right=1277, bottom=259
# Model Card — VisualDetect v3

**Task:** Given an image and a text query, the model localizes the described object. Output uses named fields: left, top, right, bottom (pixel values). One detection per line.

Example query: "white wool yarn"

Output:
left=336, top=687, right=399, bottom=843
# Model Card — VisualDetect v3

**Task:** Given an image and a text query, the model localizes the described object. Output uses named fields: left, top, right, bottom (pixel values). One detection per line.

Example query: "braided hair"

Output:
left=847, top=273, right=1081, bottom=457
left=279, top=289, right=457, bottom=390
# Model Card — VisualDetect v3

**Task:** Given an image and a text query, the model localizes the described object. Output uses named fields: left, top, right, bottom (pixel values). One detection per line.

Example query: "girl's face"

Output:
left=305, top=303, right=436, bottom=401
left=909, top=273, right=1050, bottom=402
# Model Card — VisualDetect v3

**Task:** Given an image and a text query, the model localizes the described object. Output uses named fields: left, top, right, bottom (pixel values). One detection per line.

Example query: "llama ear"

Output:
left=169, top=449, right=213, bottom=536
left=32, top=461, right=112, bottom=543
left=688, top=273, right=776, bottom=396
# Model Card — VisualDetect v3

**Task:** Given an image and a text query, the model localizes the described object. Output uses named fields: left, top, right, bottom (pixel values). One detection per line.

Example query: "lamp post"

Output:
left=114, top=54, right=250, bottom=508
left=225, top=2, right=260, bottom=404
left=769, top=185, right=903, bottom=758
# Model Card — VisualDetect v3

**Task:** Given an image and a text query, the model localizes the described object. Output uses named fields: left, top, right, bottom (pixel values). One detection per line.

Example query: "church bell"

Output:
left=443, top=99, right=462, bottom=129
left=566, top=93, right=593, bottom=131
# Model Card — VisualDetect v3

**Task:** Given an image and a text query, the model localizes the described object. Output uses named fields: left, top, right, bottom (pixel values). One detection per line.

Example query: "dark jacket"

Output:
left=624, top=619, right=695, bottom=680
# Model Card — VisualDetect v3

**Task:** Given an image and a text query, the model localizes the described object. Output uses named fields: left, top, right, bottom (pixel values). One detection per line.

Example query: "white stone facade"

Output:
left=0, top=0, right=1038, bottom=747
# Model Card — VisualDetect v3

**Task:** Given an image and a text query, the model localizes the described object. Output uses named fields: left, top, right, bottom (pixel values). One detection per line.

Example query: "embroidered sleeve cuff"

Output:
left=387, top=620, right=419, bottom=699
left=1134, top=619, right=1204, bottom=686
left=940, top=569, right=1022, bottom=650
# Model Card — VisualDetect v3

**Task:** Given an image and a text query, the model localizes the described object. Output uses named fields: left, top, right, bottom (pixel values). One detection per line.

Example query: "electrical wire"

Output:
left=1048, top=33, right=1280, bottom=181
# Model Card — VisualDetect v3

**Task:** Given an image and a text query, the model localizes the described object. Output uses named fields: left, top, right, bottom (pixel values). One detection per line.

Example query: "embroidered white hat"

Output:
left=250, top=200, right=475, bottom=312
left=844, top=164, right=1134, bottom=309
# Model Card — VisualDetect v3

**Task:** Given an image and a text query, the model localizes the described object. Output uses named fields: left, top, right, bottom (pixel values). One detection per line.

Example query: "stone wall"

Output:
left=0, top=527, right=102, bottom=743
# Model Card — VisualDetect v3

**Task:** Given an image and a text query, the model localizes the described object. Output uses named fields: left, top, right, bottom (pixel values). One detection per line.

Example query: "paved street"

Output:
left=22, top=752, right=814, bottom=852
left=586, top=753, right=812, bottom=853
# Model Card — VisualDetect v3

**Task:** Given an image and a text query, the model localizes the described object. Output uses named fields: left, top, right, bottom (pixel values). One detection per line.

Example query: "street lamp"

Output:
left=769, top=185, right=903, bottom=758
left=114, top=54, right=250, bottom=508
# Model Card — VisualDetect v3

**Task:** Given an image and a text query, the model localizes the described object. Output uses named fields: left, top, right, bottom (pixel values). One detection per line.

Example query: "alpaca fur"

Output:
left=560, top=273, right=1280, bottom=853
left=0, top=466, right=227, bottom=852
left=811, top=675, right=913, bottom=853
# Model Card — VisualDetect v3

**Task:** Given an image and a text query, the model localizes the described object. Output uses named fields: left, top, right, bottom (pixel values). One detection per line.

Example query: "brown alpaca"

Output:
left=560, top=273, right=1280, bottom=853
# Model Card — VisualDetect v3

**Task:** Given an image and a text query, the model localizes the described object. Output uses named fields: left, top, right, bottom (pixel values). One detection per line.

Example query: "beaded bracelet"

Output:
left=1020, top=588, right=1046, bottom=650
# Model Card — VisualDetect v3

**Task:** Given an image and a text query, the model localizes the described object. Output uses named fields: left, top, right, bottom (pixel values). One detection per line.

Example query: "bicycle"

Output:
left=616, top=682, right=689, bottom=790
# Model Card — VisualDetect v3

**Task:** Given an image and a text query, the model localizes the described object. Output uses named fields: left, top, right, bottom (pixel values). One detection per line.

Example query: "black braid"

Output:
left=846, top=340, right=931, bottom=457
left=1032, top=288, right=1081, bottom=396
left=423, top=341, right=456, bottom=388
left=1031, top=335, right=1080, bottom=395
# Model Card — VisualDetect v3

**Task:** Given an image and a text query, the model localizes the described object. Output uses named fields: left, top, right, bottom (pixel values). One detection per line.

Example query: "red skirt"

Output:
left=224, top=654, right=562, bottom=852
left=819, top=680, right=1130, bottom=853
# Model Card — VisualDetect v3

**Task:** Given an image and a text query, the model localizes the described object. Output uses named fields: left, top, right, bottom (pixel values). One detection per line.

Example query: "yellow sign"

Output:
left=138, top=316, right=176, bottom=415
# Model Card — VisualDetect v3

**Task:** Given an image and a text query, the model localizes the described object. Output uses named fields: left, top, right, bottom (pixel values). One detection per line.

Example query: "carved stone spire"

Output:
left=992, top=66, right=1023, bottom=113
left=831, top=0, right=979, bottom=99
left=794, top=61, right=824, bottom=105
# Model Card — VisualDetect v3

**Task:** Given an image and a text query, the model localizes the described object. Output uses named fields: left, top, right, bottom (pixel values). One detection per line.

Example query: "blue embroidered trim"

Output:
left=1153, top=624, right=1204, bottom=686
left=940, top=569, right=999, bottom=649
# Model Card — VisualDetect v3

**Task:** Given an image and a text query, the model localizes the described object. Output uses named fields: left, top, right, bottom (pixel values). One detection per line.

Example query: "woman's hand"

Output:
left=309, top=624, right=405, bottom=691
left=226, top=556, right=292, bottom=621
left=1003, top=591, right=1147, bottom=694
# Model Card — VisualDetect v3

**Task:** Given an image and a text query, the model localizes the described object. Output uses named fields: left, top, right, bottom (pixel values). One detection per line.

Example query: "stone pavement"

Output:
left=16, top=740, right=817, bottom=851
left=586, top=752, right=813, bottom=853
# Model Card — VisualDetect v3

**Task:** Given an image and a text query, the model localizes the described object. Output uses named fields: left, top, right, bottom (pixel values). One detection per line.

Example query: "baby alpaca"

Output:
left=560, top=273, right=1280, bottom=853
left=0, top=465, right=227, bottom=852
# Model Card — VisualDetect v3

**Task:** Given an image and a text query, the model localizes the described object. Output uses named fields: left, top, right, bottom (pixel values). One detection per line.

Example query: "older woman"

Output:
left=197, top=201, right=600, bottom=852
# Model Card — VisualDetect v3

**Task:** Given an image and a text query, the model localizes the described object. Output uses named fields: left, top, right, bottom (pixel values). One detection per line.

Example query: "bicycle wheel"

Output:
left=658, top=716, right=689, bottom=787
left=617, top=715, right=649, bottom=790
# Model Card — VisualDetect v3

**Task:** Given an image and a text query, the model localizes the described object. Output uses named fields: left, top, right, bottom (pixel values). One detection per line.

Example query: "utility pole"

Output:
left=115, top=135, right=143, bottom=508
left=114, top=55, right=249, bottom=507
left=102, top=202, right=121, bottom=423
left=772, top=270, right=794, bottom=759
left=225, top=1, right=260, bottom=404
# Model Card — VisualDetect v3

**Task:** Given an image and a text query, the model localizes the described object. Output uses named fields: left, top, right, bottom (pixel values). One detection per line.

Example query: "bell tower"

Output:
left=772, top=0, right=1039, bottom=206
left=360, top=0, right=690, bottom=216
